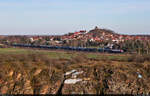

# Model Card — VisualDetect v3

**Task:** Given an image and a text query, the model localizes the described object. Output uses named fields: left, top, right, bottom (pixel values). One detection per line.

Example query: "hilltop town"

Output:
left=0, top=26, right=150, bottom=54
left=1, top=26, right=150, bottom=44
left=0, top=27, right=150, bottom=94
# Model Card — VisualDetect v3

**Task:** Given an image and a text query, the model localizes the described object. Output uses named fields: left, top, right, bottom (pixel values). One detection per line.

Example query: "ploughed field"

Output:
left=0, top=48, right=150, bottom=94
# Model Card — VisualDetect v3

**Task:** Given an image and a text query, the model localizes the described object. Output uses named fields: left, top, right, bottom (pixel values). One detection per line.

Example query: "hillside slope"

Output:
left=0, top=48, right=150, bottom=94
left=88, top=26, right=119, bottom=37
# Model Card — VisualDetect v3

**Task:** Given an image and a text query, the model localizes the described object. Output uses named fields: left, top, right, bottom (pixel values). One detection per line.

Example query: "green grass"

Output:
left=86, top=53, right=129, bottom=61
left=0, top=48, right=129, bottom=61
left=106, top=55, right=128, bottom=61
left=0, top=48, right=76, bottom=59
left=0, top=48, right=31, bottom=54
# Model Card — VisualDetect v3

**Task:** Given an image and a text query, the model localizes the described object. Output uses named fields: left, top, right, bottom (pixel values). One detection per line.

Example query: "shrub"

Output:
left=143, top=54, right=150, bottom=61
left=128, top=55, right=147, bottom=63
left=69, top=53, right=88, bottom=64
left=135, top=55, right=145, bottom=63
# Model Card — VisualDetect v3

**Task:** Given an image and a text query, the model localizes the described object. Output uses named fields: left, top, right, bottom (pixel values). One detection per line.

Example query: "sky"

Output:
left=0, top=0, right=150, bottom=35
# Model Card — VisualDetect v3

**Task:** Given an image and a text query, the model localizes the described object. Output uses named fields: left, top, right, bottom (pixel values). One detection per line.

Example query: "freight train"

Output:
left=11, top=43, right=124, bottom=53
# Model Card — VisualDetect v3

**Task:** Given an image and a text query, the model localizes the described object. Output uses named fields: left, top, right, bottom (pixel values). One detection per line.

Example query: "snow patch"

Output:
left=64, top=79, right=82, bottom=84
left=72, top=71, right=84, bottom=76
left=137, top=72, right=142, bottom=78
left=72, top=71, right=84, bottom=78
left=65, top=69, right=77, bottom=76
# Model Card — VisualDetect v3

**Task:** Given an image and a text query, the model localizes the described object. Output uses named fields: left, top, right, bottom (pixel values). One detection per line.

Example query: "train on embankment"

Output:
left=11, top=43, right=124, bottom=53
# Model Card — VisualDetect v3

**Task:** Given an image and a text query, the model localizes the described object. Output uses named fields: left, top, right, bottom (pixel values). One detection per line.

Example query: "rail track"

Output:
left=11, top=43, right=124, bottom=54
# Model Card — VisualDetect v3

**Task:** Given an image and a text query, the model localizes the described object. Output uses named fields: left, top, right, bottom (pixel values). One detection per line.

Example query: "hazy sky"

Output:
left=0, top=0, right=150, bottom=35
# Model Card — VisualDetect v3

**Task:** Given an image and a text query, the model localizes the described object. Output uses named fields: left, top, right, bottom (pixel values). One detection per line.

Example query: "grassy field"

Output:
left=0, top=48, right=129, bottom=60
left=0, top=48, right=75, bottom=59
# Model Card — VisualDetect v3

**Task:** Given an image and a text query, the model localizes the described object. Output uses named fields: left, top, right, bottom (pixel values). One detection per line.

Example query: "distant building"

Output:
left=95, top=26, right=99, bottom=30
left=79, top=30, right=87, bottom=34
left=29, top=38, right=34, bottom=42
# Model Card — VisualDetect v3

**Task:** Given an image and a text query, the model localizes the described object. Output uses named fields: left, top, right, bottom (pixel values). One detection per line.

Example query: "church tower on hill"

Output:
left=95, top=26, right=100, bottom=30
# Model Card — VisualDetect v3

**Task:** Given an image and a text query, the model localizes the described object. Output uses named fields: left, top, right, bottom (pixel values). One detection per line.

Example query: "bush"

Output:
left=128, top=54, right=150, bottom=63
left=143, top=54, right=150, bottom=61
left=69, top=53, right=88, bottom=64
left=135, top=55, right=145, bottom=63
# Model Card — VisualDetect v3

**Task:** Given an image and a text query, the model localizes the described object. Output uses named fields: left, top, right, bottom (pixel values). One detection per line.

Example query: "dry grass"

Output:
left=128, top=54, right=150, bottom=63
left=1, top=48, right=150, bottom=94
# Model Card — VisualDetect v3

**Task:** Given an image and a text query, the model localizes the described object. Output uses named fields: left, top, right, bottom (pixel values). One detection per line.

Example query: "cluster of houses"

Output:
left=6, top=26, right=149, bottom=46
left=57, top=27, right=150, bottom=44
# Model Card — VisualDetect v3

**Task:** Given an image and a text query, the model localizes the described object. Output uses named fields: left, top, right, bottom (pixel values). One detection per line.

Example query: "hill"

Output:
left=88, top=26, right=119, bottom=37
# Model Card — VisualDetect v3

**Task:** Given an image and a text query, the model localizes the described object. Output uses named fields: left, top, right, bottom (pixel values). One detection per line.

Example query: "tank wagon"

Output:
left=12, top=43, right=124, bottom=53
